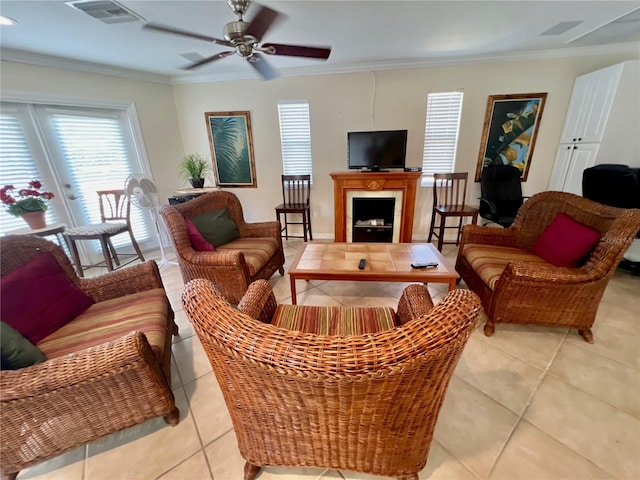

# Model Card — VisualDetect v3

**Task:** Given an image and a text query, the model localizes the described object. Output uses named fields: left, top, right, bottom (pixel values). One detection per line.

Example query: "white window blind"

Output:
left=421, top=91, right=464, bottom=186
left=277, top=100, right=313, bottom=182
left=0, top=109, right=54, bottom=233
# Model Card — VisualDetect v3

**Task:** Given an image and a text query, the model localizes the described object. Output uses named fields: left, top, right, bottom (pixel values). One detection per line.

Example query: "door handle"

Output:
left=68, top=194, right=83, bottom=200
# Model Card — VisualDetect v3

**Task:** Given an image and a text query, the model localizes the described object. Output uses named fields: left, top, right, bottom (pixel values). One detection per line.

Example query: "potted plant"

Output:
left=179, top=153, right=211, bottom=188
left=1, top=180, right=55, bottom=229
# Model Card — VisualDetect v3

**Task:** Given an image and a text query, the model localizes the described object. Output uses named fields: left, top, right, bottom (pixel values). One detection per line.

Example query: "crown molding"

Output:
left=1, top=42, right=638, bottom=87
left=170, top=42, right=640, bottom=84
left=0, top=48, right=172, bottom=85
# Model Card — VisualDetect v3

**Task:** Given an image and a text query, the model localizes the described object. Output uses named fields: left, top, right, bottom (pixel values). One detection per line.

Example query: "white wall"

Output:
left=2, top=50, right=637, bottom=240
left=0, top=61, right=185, bottom=203
left=173, top=51, right=639, bottom=238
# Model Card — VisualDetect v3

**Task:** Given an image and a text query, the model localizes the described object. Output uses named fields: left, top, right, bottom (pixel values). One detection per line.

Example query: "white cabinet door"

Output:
left=549, top=143, right=600, bottom=195
left=549, top=144, right=574, bottom=191
left=560, top=63, right=623, bottom=144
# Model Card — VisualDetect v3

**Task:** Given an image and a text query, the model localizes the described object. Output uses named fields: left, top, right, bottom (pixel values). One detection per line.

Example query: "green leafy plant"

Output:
left=179, top=153, right=211, bottom=180
left=1, top=180, right=55, bottom=217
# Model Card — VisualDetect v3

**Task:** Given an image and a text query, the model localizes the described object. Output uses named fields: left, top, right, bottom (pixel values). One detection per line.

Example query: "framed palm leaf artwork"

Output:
left=205, top=111, right=257, bottom=188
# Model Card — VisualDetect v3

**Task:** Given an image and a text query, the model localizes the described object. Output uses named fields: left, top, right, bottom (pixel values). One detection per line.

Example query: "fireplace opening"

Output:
left=352, top=197, right=395, bottom=242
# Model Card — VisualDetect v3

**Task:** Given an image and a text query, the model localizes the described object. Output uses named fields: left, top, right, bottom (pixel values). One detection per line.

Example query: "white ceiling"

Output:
left=1, top=1, right=639, bottom=84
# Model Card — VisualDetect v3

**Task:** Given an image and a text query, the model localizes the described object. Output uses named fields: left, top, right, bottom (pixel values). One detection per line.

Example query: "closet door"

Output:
left=550, top=144, right=599, bottom=195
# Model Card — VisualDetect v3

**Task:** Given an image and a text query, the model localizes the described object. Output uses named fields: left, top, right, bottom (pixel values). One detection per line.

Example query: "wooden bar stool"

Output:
left=427, top=172, right=478, bottom=251
left=275, top=174, right=313, bottom=242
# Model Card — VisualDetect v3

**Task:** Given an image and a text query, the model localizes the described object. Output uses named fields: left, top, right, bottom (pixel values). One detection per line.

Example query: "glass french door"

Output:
left=0, top=101, right=154, bottom=265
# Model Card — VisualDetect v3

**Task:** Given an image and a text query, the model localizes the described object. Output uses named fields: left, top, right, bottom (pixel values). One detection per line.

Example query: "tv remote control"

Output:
left=358, top=258, right=367, bottom=270
left=411, top=262, right=438, bottom=269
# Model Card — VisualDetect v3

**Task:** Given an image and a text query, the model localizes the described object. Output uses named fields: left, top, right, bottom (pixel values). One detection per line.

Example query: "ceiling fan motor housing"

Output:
left=224, top=20, right=256, bottom=43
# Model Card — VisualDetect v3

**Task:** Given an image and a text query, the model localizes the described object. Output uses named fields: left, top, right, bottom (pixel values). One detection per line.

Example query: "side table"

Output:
left=6, top=222, right=67, bottom=249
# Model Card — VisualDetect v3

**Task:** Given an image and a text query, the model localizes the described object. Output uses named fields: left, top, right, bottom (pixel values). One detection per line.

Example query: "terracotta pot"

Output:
left=189, top=178, right=205, bottom=188
left=21, top=211, right=47, bottom=230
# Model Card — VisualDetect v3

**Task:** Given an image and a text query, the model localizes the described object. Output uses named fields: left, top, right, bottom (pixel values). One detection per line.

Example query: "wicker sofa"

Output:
left=182, top=278, right=482, bottom=480
left=0, top=236, right=179, bottom=480
left=455, top=190, right=640, bottom=343
left=160, top=191, right=285, bottom=304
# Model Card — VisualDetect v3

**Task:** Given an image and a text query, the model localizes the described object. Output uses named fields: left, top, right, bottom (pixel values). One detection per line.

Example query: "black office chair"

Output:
left=478, top=165, right=524, bottom=228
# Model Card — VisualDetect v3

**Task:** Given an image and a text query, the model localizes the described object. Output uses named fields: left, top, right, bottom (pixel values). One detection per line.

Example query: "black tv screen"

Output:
left=347, top=130, right=407, bottom=171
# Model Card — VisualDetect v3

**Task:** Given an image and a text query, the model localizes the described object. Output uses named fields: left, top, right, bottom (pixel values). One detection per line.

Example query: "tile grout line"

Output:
left=484, top=328, right=569, bottom=479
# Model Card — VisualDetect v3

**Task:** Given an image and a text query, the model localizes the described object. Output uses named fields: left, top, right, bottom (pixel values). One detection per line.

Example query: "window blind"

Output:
left=421, top=92, right=464, bottom=186
left=0, top=111, right=51, bottom=233
left=277, top=100, right=313, bottom=182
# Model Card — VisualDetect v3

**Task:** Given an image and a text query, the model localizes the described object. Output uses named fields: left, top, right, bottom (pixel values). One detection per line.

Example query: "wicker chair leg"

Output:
left=578, top=328, right=594, bottom=344
left=163, top=408, right=180, bottom=426
left=278, top=266, right=285, bottom=275
left=244, top=462, right=261, bottom=480
left=398, top=475, right=418, bottom=480
left=484, top=321, right=495, bottom=336
left=1, top=471, right=18, bottom=480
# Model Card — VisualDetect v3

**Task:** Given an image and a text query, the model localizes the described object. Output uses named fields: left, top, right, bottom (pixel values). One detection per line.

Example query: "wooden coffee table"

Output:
left=288, top=242, right=459, bottom=304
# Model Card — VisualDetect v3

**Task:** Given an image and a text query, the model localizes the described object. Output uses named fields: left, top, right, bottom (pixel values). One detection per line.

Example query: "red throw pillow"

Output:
left=184, top=218, right=216, bottom=252
left=533, top=213, right=601, bottom=268
left=0, top=252, right=95, bottom=344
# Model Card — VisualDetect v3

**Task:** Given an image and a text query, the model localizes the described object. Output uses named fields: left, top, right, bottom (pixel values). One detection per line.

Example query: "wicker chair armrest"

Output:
left=460, top=224, right=520, bottom=248
left=396, top=284, right=434, bottom=325
left=238, top=220, right=281, bottom=238
left=499, top=260, right=600, bottom=286
left=0, top=332, right=166, bottom=401
left=79, top=261, right=164, bottom=303
left=237, top=279, right=278, bottom=323
left=181, top=248, right=247, bottom=268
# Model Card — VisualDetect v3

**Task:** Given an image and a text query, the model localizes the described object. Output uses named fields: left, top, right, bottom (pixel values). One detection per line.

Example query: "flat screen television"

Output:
left=347, top=130, right=408, bottom=171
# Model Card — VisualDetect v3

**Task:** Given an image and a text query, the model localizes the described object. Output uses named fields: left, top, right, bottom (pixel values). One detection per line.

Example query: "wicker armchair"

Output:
left=0, top=236, right=179, bottom=480
left=182, top=278, right=482, bottom=480
left=455, top=191, right=640, bottom=343
left=160, top=191, right=285, bottom=304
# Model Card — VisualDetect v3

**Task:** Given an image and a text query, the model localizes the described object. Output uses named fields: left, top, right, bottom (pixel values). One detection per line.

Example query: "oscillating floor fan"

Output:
left=124, top=174, right=176, bottom=268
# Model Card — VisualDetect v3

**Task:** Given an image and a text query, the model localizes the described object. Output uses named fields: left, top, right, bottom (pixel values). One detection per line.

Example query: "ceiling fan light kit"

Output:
left=142, top=0, right=331, bottom=80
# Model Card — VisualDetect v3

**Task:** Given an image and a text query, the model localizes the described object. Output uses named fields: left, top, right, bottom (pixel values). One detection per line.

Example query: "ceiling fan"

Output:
left=143, top=0, right=332, bottom=80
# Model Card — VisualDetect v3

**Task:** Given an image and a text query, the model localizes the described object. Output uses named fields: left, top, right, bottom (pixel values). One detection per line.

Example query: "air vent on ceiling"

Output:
left=66, top=0, right=144, bottom=24
left=540, top=21, right=583, bottom=36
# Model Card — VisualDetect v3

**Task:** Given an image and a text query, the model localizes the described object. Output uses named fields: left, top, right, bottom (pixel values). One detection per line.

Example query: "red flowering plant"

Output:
left=0, top=180, right=55, bottom=217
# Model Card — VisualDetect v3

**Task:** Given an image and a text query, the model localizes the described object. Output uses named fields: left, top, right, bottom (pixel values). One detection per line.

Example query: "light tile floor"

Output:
left=18, top=240, right=640, bottom=480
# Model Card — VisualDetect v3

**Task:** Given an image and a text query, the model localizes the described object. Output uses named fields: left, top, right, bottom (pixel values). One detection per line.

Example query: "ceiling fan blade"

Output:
left=248, top=53, right=278, bottom=81
left=183, top=51, right=235, bottom=70
left=144, top=23, right=232, bottom=47
left=244, top=5, right=283, bottom=41
left=262, top=43, right=331, bottom=59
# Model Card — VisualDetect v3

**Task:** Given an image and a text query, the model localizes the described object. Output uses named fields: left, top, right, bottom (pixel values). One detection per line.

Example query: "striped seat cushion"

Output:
left=219, top=237, right=279, bottom=276
left=272, top=304, right=397, bottom=336
left=462, top=243, right=547, bottom=290
left=37, top=288, right=169, bottom=360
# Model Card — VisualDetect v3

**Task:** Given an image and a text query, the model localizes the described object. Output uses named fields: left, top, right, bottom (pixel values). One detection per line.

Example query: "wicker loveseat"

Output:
left=0, top=236, right=179, bottom=480
left=160, top=191, right=285, bottom=304
left=182, top=278, right=482, bottom=480
left=455, top=190, right=640, bottom=343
